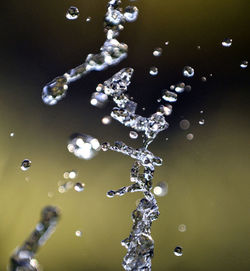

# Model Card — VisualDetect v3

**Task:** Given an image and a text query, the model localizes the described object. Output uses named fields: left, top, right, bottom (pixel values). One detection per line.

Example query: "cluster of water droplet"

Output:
left=42, top=0, right=139, bottom=105
left=9, top=206, right=60, bottom=271
left=96, top=67, right=185, bottom=270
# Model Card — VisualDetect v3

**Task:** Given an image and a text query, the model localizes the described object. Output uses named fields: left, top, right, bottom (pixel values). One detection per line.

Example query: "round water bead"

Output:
left=178, top=224, right=187, bottom=232
left=67, top=133, right=100, bottom=160
left=153, top=47, right=162, bottom=57
left=201, top=76, right=207, bottom=82
left=174, top=246, right=183, bottom=256
left=183, top=66, right=194, bottom=77
left=185, top=85, right=192, bottom=92
left=86, top=16, right=91, bottom=22
left=186, top=133, right=194, bottom=140
left=124, top=6, right=138, bottom=22
left=21, top=159, right=31, bottom=171
left=102, top=116, right=112, bottom=125
left=10, top=132, right=15, bottom=137
left=90, top=92, right=108, bottom=108
left=175, top=82, right=185, bottom=93
left=165, top=41, right=169, bottom=45
left=162, top=90, right=177, bottom=102
left=222, top=38, right=232, bottom=47
left=199, top=119, right=205, bottom=125
left=179, top=119, right=190, bottom=130
left=129, top=131, right=138, bottom=139
left=74, top=182, right=85, bottom=192
left=101, top=142, right=110, bottom=152
left=158, top=104, right=172, bottom=116
left=149, top=66, right=158, bottom=76
left=240, top=60, right=248, bottom=69
left=75, top=230, right=82, bottom=237
left=66, top=6, right=80, bottom=20
left=153, top=182, right=168, bottom=197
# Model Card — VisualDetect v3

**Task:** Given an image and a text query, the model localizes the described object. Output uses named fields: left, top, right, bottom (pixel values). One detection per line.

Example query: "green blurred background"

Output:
left=0, top=0, right=249, bottom=270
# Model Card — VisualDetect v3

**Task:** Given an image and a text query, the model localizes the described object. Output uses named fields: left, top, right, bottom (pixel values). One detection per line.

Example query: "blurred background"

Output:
left=0, top=0, right=249, bottom=270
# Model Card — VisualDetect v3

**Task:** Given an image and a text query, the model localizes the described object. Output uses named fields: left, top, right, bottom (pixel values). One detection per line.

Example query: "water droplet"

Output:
left=124, top=6, right=139, bottom=22
left=129, top=131, right=138, bottom=139
left=10, top=132, right=15, bottom=137
left=149, top=66, right=158, bottom=76
left=153, top=182, right=168, bottom=197
left=66, top=6, right=80, bottom=20
left=74, top=182, right=85, bottom=192
left=86, top=16, right=91, bottom=22
left=222, top=38, right=232, bottom=47
left=178, top=224, right=187, bottom=232
left=67, top=133, right=100, bottom=160
left=58, top=181, right=73, bottom=193
left=21, top=159, right=31, bottom=171
left=174, top=246, right=183, bottom=256
left=162, top=90, right=177, bottom=102
left=174, top=82, right=185, bottom=93
left=157, top=105, right=172, bottom=116
left=199, top=119, right=205, bottom=125
left=102, top=116, right=112, bottom=125
left=153, top=48, right=162, bottom=57
left=101, top=142, right=110, bottom=152
left=69, top=170, right=77, bottom=179
left=201, top=76, right=207, bottom=82
left=197, top=45, right=201, bottom=50
left=179, top=119, right=190, bottom=130
left=186, top=133, right=194, bottom=140
left=200, top=110, right=204, bottom=114
left=165, top=41, right=169, bottom=46
left=240, top=60, right=248, bottom=69
left=183, top=66, right=194, bottom=77
left=75, top=230, right=82, bottom=237
left=90, top=92, right=108, bottom=108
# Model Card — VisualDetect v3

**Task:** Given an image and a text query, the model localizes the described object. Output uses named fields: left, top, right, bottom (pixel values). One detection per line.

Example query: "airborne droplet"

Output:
left=162, top=90, right=177, bottom=102
left=183, top=66, right=194, bottom=77
left=153, top=48, right=162, bottom=57
left=74, top=182, right=85, bottom=192
left=129, top=131, right=138, bottom=139
left=21, top=159, right=31, bottom=171
left=153, top=182, right=168, bottom=197
left=149, top=66, right=158, bottom=76
left=124, top=6, right=139, bottom=22
left=66, top=6, right=80, bottom=20
left=174, top=246, right=183, bottom=256
left=75, top=230, right=82, bottom=237
left=222, top=38, right=232, bottom=47
left=240, top=60, right=248, bottom=69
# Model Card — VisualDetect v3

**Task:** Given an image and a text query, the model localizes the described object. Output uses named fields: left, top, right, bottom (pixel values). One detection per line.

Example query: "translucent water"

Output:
left=66, top=6, right=80, bottom=20
left=174, top=246, right=183, bottom=256
left=75, top=230, right=82, bottom=237
left=183, top=66, right=194, bottom=77
left=240, top=60, right=248, bottom=68
left=42, top=0, right=139, bottom=105
left=9, top=206, right=60, bottom=271
left=149, top=66, right=158, bottom=76
left=222, top=38, right=232, bottom=47
left=21, top=159, right=31, bottom=171
left=153, top=182, right=168, bottom=197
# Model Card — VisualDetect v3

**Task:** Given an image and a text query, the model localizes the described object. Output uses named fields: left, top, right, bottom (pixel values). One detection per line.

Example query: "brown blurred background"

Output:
left=0, top=0, right=249, bottom=270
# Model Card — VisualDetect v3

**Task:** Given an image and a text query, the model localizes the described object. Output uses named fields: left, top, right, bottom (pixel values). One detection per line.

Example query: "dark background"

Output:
left=0, top=0, right=249, bottom=270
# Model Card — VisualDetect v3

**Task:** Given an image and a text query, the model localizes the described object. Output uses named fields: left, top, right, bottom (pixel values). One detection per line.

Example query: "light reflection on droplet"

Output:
left=74, top=182, right=85, bottom=192
left=75, top=230, right=82, bottom=237
left=183, top=66, right=194, bottom=77
left=149, top=67, right=158, bottom=76
left=129, top=131, right=138, bottom=139
left=86, top=16, right=91, bottom=22
left=153, top=48, right=162, bottom=57
left=199, top=119, right=205, bottom=125
left=153, top=182, right=168, bottom=197
left=174, top=246, right=183, bottom=256
left=186, top=133, right=194, bottom=140
left=90, top=92, right=108, bottom=108
left=21, top=159, right=31, bottom=171
left=10, top=132, right=15, bottom=137
left=222, top=38, right=232, bottom=47
left=240, top=60, right=248, bottom=69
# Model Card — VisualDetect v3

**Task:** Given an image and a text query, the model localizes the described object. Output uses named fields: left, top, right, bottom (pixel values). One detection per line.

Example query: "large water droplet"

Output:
left=186, top=133, right=194, bottom=140
left=183, top=66, right=194, bottom=77
left=124, top=6, right=138, bottom=22
left=102, top=116, right=112, bottom=125
left=67, top=133, right=100, bottom=160
left=162, top=90, right=177, bottom=102
left=174, top=82, right=185, bottom=93
left=178, top=224, right=187, bottom=232
left=199, top=119, right=205, bottom=125
left=75, top=230, right=82, bottom=237
left=149, top=66, right=158, bottom=76
left=222, top=38, right=232, bottom=47
left=63, top=170, right=77, bottom=179
left=21, top=159, right=31, bottom=171
left=66, top=6, right=80, bottom=20
left=240, top=60, right=248, bottom=69
left=174, top=246, right=183, bottom=256
left=153, top=48, right=162, bottom=57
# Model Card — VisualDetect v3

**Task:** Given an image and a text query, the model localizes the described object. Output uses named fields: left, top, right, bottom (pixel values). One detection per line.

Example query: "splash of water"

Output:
left=42, top=0, right=139, bottom=105
left=9, top=206, right=60, bottom=271
left=97, top=68, right=183, bottom=270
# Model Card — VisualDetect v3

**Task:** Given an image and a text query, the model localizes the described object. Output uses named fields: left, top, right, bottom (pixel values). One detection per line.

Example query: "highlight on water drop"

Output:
left=149, top=66, right=158, bottom=76
left=21, top=159, right=31, bottom=171
left=183, top=66, right=194, bottom=77
left=222, top=38, right=232, bottom=47
left=74, top=182, right=85, bottom=192
left=174, top=246, right=183, bottom=256
left=66, top=6, right=80, bottom=20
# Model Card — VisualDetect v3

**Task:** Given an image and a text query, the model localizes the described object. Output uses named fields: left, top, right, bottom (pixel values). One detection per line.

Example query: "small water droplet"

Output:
left=10, top=132, right=15, bottom=137
left=153, top=48, right=162, bottom=57
left=240, top=60, right=248, bottom=69
left=101, top=142, right=110, bottom=152
left=175, top=82, right=185, bottom=93
left=129, top=131, right=138, bottom=139
left=199, top=119, right=205, bottom=125
left=165, top=41, right=169, bottom=46
left=174, top=246, right=183, bottom=256
left=186, top=133, right=194, bottom=140
left=21, top=159, right=31, bottom=171
left=179, top=119, right=190, bottom=130
left=66, top=6, right=80, bottom=20
left=197, top=45, right=201, bottom=50
left=67, top=133, right=100, bottom=160
left=102, top=116, right=112, bottom=125
left=162, top=90, right=177, bottom=102
left=75, top=230, right=82, bottom=237
left=201, top=76, right=207, bottom=82
left=86, top=16, right=91, bottom=22
left=183, top=66, right=194, bottom=77
left=74, top=182, right=85, bottom=192
left=149, top=66, right=158, bottom=76
left=178, top=224, right=187, bottom=232
left=153, top=182, right=168, bottom=197
left=124, top=6, right=138, bottom=22
left=222, top=38, right=232, bottom=47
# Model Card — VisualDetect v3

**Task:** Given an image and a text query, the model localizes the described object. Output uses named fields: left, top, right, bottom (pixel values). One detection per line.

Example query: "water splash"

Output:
left=97, top=68, right=185, bottom=270
left=9, top=206, right=60, bottom=271
left=42, top=0, right=139, bottom=105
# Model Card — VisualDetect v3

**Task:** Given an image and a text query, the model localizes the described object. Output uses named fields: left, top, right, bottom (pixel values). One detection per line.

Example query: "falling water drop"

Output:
left=174, top=246, right=183, bottom=256
left=153, top=48, right=162, bottom=57
left=86, top=16, right=91, bottom=22
left=124, top=6, right=139, bottom=22
left=240, top=60, right=248, bottom=69
left=174, top=82, right=185, bottom=93
left=153, top=182, right=168, bottom=197
left=157, top=105, right=172, bottom=116
left=165, top=41, right=169, bottom=45
left=201, top=76, right=207, bottom=82
left=129, top=131, right=138, bottom=139
left=74, top=182, right=85, bottom=192
left=101, top=142, right=110, bottom=152
left=102, top=116, right=112, bottom=125
left=183, top=66, right=194, bottom=77
left=75, top=230, right=82, bottom=237
left=10, top=132, right=15, bottom=137
left=179, top=119, right=190, bottom=130
left=66, top=6, right=80, bottom=20
left=199, top=119, right=205, bottom=125
left=67, top=133, right=100, bottom=160
left=149, top=67, right=158, bottom=76
left=21, top=159, right=31, bottom=171
left=90, top=92, right=108, bottom=108
left=222, top=38, right=232, bottom=47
